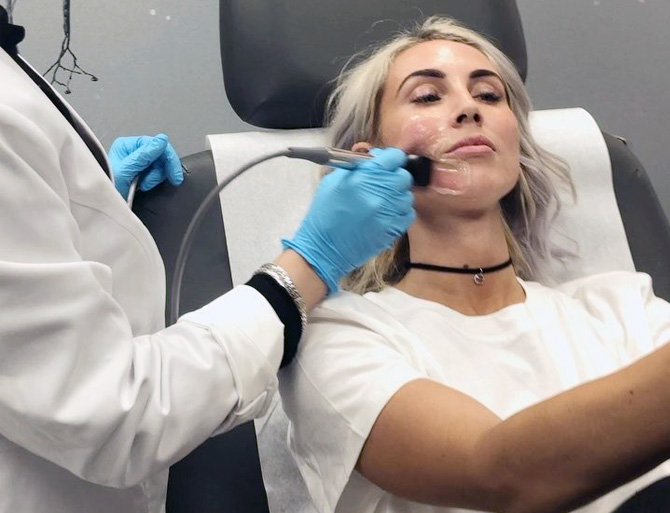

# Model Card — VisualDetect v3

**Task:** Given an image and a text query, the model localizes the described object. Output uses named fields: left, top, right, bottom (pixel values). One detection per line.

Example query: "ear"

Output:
left=351, top=141, right=374, bottom=153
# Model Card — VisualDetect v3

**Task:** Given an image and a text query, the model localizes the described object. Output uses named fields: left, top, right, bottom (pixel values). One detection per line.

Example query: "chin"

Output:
left=414, top=189, right=505, bottom=220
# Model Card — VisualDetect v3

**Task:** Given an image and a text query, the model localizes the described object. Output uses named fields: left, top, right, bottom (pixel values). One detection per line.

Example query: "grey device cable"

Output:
left=167, top=147, right=431, bottom=325
left=169, top=149, right=290, bottom=325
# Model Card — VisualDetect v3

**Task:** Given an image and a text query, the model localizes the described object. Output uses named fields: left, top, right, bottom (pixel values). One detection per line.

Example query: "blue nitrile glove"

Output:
left=108, top=133, right=183, bottom=200
left=283, top=147, right=416, bottom=293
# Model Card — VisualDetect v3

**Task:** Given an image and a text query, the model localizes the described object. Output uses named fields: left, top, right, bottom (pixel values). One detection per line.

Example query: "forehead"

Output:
left=388, top=39, right=496, bottom=81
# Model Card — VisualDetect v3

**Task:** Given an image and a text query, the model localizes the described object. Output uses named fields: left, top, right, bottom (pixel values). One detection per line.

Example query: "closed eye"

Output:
left=476, top=91, right=502, bottom=103
left=411, top=93, right=441, bottom=104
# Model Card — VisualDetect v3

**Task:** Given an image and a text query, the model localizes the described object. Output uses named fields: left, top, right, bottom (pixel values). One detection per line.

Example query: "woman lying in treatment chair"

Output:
left=279, top=16, right=670, bottom=513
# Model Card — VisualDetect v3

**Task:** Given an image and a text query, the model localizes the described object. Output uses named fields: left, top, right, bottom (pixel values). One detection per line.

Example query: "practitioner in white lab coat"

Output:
left=0, top=8, right=415, bottom=513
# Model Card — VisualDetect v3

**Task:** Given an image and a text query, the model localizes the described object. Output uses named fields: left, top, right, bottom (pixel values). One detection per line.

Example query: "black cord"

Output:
left=169, top=149, right=291, bottom=325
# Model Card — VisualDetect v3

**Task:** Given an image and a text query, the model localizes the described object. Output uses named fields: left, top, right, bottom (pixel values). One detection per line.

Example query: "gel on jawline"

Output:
left=397, top=116, right=474, bottom=195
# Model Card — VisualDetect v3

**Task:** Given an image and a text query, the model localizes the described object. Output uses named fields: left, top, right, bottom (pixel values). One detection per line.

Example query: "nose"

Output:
left=452, top=103, right=482, bottom=127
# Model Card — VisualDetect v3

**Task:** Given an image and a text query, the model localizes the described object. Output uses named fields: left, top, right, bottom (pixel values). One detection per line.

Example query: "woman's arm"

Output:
left=358, top=343, right=670, bottom=513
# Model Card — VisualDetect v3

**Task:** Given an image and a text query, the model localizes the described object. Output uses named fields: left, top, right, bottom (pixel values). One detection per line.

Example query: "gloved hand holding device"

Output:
left=108, top=133, right=183, bottom=200
left=283, top=147, right=415, bottom=293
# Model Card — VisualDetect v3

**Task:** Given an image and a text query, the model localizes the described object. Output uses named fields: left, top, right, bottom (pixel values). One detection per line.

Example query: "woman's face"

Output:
left=374, top=39, right=521, bottom=214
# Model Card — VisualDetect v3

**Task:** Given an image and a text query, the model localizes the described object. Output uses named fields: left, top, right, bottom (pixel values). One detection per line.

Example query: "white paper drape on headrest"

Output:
left=208, top=129, right=326, bottom=285
left=528, top=108, right=634, bottom=282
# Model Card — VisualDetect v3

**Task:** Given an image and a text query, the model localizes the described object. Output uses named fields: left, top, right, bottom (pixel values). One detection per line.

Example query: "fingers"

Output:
left=386, top=192, right=416, bottom=234
left=353, top=168, right=413, bottom=203
left=389, top=208, right=417, bottom=238
left=114, top=179, right=132, bottom=201
left=108, top=133, right=184, bottom=199
left=138, top=165, right=163, bottom=191
left=163, top=141, right=184, bottom=185
left=363, top=147, right=408, bottom=172
left=355, top=147, right=414, bottom=189
left=108, top=135, right=133, bottom=156
left=395, top=167, right=414, bottom=190
left=140, top=142, right=183, bottom=192
left=129, top=134, right=169, bottom=169
left=135, top=134, right=183, bottom=188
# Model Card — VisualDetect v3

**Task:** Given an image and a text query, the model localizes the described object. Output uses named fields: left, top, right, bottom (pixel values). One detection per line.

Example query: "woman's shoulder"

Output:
left=554, top=270, right=654, bottom=297
left=303, top=288, right=425, bottom=362
left=525, top=270, right=659, bottom=317
left=310, top=287, right=407, bottom=322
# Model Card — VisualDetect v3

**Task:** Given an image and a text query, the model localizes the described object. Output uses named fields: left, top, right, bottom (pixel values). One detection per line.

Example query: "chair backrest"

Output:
left=612, top=476, right=670, bottom=513
left=606, top=132, right=670, bottom=300
left=132, top=152, right=271, bottom=513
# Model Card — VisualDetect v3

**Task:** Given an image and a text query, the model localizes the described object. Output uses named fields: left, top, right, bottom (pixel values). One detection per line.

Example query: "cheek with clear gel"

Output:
left=394, top=116, right=471, bottom=196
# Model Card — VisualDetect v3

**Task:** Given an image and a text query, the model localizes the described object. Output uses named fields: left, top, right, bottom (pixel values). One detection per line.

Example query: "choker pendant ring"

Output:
left=473, top=269, right=485, bottom=286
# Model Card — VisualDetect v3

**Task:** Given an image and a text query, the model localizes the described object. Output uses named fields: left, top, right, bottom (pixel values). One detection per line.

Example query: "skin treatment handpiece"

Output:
left=287, top=146, right=469, bottom=193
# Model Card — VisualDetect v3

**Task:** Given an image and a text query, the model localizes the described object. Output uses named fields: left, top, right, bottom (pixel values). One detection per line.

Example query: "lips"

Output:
left=445, top=136, right=495, bottom=155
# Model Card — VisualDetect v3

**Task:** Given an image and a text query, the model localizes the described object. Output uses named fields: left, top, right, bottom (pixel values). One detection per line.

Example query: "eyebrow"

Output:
left=469, top=69, right=505, bottom=84
left=396, top=68, right=505, bottom=96
left=396, top=68, right=445, bottom=96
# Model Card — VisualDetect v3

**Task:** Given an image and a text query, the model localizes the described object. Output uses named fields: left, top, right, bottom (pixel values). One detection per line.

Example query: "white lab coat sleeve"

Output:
left=0, top=104, right=282, bottom=487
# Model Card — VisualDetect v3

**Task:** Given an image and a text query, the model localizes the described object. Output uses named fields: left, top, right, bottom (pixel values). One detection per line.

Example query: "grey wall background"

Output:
left=6, top=0, right=252, bottom=152
left=6, top=0, right=670, bottom=217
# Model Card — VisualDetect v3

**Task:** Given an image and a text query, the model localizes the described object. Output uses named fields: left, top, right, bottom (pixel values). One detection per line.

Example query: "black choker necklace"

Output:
left=405, top=257, right=513, bottom=286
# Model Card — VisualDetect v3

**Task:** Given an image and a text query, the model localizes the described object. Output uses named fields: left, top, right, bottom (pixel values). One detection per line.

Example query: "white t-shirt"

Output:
left=279, top=271, right=670, bottom=513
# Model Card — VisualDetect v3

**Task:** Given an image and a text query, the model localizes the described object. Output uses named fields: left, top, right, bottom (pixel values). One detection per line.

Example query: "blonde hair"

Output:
left=325, top=16, right=573, bottom=294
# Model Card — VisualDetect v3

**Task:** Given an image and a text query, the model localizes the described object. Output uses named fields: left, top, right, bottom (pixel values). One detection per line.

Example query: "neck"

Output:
left=396, top=210, right=525, bottom=315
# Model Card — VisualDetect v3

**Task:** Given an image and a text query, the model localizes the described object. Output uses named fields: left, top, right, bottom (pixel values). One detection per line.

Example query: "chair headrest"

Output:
left=220, top=0, right=527, bottom=129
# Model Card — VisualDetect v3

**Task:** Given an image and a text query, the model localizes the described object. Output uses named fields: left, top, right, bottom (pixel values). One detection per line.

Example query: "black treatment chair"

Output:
left=131, top=1, right=670, bottom=512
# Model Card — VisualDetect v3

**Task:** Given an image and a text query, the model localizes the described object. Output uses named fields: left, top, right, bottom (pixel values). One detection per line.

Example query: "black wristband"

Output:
left=246, top=273, right=302, bottom=368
